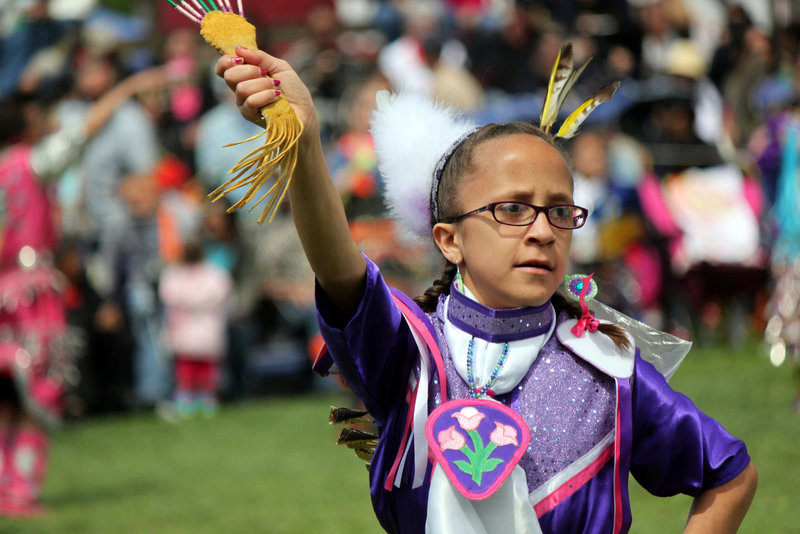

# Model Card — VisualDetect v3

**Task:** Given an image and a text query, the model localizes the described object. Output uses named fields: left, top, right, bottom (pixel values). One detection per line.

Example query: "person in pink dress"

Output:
left=0, top=66, right=167, bottom=516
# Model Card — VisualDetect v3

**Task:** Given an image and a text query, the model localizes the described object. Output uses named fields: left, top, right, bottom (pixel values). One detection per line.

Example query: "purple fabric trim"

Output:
left=616, top=375, right=633, bottom=533
left=390, top=288, right=440, bottom=349
left=447, top=288, right=554, bottom=342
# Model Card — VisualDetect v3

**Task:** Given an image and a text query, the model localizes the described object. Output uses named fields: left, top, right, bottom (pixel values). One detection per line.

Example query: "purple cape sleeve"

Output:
left=315, top=256, right=432, bottom=533
left=315, top=255, right=418, bottom=428
left=630, top=356, right=751, bottom=497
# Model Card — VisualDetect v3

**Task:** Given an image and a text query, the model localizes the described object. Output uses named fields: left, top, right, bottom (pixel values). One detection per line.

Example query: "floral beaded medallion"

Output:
left=425, top=398, right=530, bottom=500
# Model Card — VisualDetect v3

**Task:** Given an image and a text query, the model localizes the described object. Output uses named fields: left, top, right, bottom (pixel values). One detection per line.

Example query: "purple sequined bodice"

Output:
left=430, top=301, right=616, bottom=493
left=503, top=336, right=616, bottom=488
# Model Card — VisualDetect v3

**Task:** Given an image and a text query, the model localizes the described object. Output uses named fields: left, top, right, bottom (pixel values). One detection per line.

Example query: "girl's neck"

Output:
left=448, top=283, right=554, bottom=343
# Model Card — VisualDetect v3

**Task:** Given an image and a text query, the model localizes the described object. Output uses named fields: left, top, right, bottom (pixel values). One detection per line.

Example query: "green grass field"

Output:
left=1, top=339, right=798, bottom=533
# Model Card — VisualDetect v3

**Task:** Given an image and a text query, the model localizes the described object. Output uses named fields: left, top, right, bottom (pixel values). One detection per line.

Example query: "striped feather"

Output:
left=556, top=82, right=620, bottom=139
left=337, top=428, right=379, bottom=448
left=540, top=43, right=574, bottom=131
left=354, top=447, right=375, bottom=462
left=329, top=406, right=374, bottom=425
left=553, top=57, right=592, bottom=120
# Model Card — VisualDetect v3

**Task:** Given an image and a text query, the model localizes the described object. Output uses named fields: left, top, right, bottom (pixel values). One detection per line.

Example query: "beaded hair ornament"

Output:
left=373, top=42, right=620, bottom=242
left=163, top=0, right=303, bottom=224
left=564, top=273, right=600, bottom=337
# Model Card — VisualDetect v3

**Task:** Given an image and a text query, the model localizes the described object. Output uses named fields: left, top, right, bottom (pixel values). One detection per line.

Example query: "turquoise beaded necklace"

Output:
left=465, top=336, right=510, bottom=398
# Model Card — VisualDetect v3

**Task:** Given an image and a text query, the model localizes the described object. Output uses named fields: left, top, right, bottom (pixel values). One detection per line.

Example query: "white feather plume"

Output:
left=370, top=91, right=478, bottom=243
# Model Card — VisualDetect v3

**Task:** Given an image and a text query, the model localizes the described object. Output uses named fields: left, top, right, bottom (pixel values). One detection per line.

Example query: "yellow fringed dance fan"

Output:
left=164, top=0, right=303, bottom=223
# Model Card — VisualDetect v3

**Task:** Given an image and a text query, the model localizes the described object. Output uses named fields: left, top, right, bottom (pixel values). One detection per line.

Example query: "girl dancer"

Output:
left=215, top=45, right=756, bottom=533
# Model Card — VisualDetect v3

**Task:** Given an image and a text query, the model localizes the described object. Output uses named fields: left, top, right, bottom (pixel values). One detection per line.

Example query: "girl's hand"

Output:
left=216, top=47, right=365, bottom=317
left=215, top=47, right=318, bottom=138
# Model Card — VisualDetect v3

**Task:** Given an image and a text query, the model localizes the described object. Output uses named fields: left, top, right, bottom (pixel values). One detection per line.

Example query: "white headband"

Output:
left=430, top=125, right=482, bottom=222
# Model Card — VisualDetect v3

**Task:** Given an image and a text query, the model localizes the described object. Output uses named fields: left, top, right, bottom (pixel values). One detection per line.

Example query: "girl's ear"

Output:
left=433, top=222, right=463, bottom=265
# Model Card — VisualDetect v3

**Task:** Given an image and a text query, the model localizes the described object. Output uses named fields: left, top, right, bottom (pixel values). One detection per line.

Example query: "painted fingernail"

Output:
left=260, top=68, right=268, bottom=76
left=274, top=90, right=281, bottom=97
left=235, top=46, right=249, bottom=51
left=233, top=57, right=244, bottom=65
left=273, top=78, right=281, bottom=87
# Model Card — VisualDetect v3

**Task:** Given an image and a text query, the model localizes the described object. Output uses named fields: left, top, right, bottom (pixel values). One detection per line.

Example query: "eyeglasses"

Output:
left=441, top=201, right=588, bottom=229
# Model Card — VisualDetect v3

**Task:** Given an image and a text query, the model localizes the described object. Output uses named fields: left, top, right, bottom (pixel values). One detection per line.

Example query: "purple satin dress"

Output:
left=316, top=257, right=750, bottom=533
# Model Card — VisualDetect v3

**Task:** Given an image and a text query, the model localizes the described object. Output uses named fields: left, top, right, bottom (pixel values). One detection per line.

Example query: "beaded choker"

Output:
left=447, top=286, right=554, bottom=343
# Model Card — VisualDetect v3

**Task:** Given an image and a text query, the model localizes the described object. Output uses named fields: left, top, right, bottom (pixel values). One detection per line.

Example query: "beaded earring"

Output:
left=453, top=271, right=464, bottom=294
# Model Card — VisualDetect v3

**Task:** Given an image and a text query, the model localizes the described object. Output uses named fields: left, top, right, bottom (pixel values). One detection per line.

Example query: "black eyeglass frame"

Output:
left=440, top=201, right=589, bottom=230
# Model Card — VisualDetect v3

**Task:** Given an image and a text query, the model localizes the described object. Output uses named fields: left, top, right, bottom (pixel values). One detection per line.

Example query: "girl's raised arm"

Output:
left=215, top=47, right=366, bottom=317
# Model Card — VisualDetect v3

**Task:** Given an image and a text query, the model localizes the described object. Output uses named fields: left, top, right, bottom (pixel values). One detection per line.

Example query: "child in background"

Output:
left=215, top=45, right=757, bottom=533
left=159, top=242, right=232, bottom=418
left=103, top=167, right=199, bottom=410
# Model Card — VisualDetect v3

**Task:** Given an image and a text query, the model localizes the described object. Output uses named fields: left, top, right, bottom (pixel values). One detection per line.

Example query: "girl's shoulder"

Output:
left=555, top=316, right=636, bottom=379
left=555, top=303, right=692, bottom=382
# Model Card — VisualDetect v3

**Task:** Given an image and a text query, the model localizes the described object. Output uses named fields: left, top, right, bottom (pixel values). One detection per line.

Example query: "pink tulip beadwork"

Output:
left=439, top=406, right=519, bottom=484
left=426, top=399, right=530, bottom=499
left=163, top=0, right=303, bottom=223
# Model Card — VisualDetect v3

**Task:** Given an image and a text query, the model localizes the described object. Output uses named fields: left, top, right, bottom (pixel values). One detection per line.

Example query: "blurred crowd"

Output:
left=1, top=0, right=799, bottom=419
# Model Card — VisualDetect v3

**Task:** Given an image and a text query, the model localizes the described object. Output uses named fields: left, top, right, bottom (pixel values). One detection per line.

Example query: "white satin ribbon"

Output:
left=426, top=464, right=543, bottom=534
left=396, top=313, right=434, bottom=489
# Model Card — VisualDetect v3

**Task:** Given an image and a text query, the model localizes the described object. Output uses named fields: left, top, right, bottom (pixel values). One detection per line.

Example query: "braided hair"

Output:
left=413, top=260, right=457, bottom=312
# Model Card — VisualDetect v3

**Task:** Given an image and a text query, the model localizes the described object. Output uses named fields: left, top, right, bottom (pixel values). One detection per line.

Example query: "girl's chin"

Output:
left=463, top=274, right=560, bottom=309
